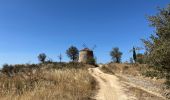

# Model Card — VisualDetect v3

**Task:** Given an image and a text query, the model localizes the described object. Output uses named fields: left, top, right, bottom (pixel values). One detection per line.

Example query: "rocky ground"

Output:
left=98, top=64, right=169, bottom=100
left=118, top=74, right=166, bottom=100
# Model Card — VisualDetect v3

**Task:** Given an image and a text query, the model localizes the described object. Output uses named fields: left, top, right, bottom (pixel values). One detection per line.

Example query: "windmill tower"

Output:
left=78, top=44, right=96, bottom=63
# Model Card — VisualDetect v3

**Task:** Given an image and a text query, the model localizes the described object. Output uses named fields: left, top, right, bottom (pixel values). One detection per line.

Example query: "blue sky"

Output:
left=0, top=0, right=169, bottom=67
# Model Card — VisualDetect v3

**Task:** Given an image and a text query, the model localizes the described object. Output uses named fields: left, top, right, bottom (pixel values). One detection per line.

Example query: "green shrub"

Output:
left=66, top=46, right=79, bottom=62
left=142, top=4, right=170, bottom=84
left=86, top=58, right=96, bottom=65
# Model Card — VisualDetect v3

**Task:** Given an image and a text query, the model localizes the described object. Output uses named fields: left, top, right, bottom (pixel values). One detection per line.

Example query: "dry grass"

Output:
left=100, top=65, right=115, bottom=75
left=0, top=64, right=96, bottom=100
left=101, top=63, right=157, bottom=76
left=100, top=63, right=167, bottom=99
left=123, top=84, right=164, bottom=100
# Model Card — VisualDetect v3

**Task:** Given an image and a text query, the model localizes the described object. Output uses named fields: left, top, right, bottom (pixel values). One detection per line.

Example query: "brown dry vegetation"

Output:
left=0, top=63, right=96, bottom=100
left=101, top=63, right=166, bottom=78
left=100, top=63, right=168, bottom=99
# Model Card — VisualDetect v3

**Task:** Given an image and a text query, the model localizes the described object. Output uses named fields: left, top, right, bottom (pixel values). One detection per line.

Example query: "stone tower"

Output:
left=78, top=48, right=94, bottom=63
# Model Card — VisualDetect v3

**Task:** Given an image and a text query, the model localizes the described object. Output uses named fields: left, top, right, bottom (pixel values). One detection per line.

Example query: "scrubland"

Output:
left=0, top=63, right=96, bottom=100
left=100, top=63, right=168, bottom=100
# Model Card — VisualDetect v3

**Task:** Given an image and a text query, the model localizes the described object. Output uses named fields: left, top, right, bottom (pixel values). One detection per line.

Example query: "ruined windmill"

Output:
left=78, top=44, right=96, bottom=63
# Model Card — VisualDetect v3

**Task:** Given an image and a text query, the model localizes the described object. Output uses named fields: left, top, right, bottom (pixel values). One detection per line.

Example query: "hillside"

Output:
left=100, top=63, right=169, bottom=100
left=0, top=63, right=170, bottom=100
left=0, top=63, right=97, bottom=100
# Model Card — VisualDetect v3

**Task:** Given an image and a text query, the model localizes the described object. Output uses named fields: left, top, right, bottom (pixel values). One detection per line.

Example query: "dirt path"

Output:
left=89, top=68, right=129, bottom=100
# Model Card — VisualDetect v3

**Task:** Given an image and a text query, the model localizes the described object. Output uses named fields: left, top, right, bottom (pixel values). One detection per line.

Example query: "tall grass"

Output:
left=0, top=63, right=96, bottom=100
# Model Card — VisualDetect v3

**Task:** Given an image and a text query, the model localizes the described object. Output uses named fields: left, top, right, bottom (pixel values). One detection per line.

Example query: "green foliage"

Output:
left=142, top=4, right=170, bottom=83
left=38, top=53, right=47, bottom=63
left=110, top=47, right=123, bottom=63
left=133, top=47, right=137, bottom=63
left=86, top=58, right=96, bottom=65
left=66, top=46, right=79, bottom=62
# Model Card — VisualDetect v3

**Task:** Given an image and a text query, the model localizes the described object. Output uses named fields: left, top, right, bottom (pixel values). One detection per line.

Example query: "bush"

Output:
left=86, top=58, right=96, bottom=65
left=0, top=63, right=96, bottom=100
left=142, top=4, right=170, bottom=84
left=2, top=64, right=14, bottom=77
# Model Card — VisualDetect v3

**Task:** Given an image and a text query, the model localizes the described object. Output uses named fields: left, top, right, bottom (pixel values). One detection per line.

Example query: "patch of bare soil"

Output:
left=89, top=68, right=129, bottom=100
left=89, top=67, right=166, bottom=100
left=117, top=74, right=166, bottom=100
left=119, top=78, right=165, bottom=100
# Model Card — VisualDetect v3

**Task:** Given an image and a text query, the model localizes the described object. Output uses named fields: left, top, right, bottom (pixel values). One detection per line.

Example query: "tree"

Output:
left=133, top=47, right=137, bottom=63
left=38, top=53, right=47, bottom=63
left=142, top=4, right=170, bottom=84
left=58, top=54, right=62, bottom=63
left=66, top=46, right=79, bottom=62
left=110, top=47, right=123, bottom=63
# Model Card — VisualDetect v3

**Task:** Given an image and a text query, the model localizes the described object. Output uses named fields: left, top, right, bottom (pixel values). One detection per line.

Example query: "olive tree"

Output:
left=38, top=53, right=47, bottom=63
left=110, top=47, right=123, bottom=63
left=66, top=46, right=79, bottom=62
